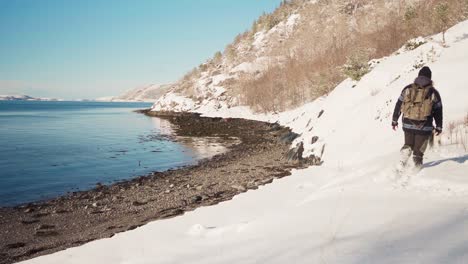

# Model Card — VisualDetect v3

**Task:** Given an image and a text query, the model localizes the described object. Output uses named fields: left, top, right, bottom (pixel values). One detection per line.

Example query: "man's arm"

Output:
left=392, top=87, right=407, bottom=127
left=432, top=89, right=443, bottom=131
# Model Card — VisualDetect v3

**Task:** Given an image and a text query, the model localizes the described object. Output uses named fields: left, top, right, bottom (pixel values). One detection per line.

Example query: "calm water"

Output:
left=0, top=101, right=200, bottom=207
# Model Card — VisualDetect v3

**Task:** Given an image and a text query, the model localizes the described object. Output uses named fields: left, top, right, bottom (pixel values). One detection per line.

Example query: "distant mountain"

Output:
left=97, top=84, right=172, bottom=102
left=0, top=95, right=60, bottom=101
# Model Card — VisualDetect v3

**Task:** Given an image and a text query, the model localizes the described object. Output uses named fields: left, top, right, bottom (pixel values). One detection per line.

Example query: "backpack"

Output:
left=401, top=84, right=434, bottom=121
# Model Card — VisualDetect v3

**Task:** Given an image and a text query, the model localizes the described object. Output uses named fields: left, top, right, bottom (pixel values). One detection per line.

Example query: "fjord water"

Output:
left=0, top=101, right=198, bottom=207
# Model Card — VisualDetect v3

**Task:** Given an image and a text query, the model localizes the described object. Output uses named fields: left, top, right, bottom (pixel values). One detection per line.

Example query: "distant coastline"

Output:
left=0, top=95, right=61, bottom=101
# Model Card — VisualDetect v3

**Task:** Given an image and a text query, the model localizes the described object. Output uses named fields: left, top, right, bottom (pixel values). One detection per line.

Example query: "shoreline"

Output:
left=0, top=110, right=317, bottom=264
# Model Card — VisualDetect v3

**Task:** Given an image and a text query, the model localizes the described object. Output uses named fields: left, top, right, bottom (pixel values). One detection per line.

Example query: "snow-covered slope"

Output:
left=21, top=21, right=468, bottom=264
left=98, top=84, right=171, bottom=102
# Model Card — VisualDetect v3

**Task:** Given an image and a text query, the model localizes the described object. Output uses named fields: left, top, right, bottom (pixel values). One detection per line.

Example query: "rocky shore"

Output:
left=0, top=111, right=319, bottom=264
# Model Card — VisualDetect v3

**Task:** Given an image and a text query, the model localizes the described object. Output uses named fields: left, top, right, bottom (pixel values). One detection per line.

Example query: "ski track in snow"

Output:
left=20, top=21, right=468, bottom=264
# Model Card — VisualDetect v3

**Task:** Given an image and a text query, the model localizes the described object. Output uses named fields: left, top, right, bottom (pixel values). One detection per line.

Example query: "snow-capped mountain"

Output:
left=0, top=95, right=60, bottom=101
left=97, top=84, right=172, bottom=102
left=24, top=19, right=468, bottom=264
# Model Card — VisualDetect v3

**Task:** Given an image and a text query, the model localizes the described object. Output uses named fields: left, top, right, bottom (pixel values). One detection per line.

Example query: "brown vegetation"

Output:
left=234, top=0, right=468, bottom=112
left=175, top=0, right=468, bottom=113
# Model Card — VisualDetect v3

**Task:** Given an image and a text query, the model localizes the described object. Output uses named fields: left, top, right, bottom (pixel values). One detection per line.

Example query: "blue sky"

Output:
left=0, top=0, right=281, bottom=99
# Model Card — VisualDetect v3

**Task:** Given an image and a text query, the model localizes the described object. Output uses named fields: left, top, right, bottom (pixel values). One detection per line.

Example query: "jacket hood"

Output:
left=414, top=76, right=432, bottom=87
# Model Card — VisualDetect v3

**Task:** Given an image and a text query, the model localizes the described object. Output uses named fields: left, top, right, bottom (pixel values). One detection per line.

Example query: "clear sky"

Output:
left=0, top=0, right=281, bottom=100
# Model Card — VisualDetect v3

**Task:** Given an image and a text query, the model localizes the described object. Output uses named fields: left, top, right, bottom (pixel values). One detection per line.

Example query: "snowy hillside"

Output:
left=97, top=84, right=171, bottom=102
left=152, top=0, right=468, bottom=113
left=22, top=20, right=468, bottom=264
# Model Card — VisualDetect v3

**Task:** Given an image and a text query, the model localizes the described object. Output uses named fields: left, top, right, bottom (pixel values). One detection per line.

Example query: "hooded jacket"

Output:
left=392, top=76, right=443, bottom=135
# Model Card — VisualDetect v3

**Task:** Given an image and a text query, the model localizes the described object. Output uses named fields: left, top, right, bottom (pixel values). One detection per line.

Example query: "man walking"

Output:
left=392, top=66, right=443, bottom=170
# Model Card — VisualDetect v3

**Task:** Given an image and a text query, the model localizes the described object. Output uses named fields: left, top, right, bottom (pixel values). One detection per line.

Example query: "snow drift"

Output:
left=21, top=20, right=468, bottom=264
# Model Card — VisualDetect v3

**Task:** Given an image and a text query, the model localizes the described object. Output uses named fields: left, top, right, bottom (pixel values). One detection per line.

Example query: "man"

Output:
left=392, top=66, right=443, bottom=170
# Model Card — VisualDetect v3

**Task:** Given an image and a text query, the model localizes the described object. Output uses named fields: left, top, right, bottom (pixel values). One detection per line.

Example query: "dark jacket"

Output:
left=392, top=76, right=443, bottom=135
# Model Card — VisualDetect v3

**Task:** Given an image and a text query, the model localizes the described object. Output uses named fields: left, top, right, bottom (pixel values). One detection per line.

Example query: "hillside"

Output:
left=97, top=84, right=171, bottom=102
left=153, top=0, right=468, bottom=113
left=22, top=19, right=468, bottom=264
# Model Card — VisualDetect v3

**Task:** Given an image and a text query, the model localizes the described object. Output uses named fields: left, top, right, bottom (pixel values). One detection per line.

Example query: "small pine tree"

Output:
left=435, top=2, right=450, bottom=43
left=404, top=5, right=417, bottom=36
left=404, top=6, right=417, bottom=21
left=342, top=50, right=370, bottom=81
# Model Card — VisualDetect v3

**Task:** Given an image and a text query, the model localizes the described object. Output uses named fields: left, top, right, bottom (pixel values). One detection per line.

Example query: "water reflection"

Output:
left=149, top=116, right=241, bottom=159
left=150, top=116, right=175, bottom=135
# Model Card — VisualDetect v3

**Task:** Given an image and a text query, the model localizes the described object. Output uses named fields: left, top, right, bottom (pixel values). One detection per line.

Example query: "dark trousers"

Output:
left=401, top=131, right=430, bottom=166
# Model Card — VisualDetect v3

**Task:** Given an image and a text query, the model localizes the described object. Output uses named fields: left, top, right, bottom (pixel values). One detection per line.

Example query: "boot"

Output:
left=397, top=146, right=412, bottom=173
left=413, top=155, right=423, bottom=172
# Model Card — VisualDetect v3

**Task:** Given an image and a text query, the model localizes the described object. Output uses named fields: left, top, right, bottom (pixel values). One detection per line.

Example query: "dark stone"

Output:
left=5, top=242, right=26, bottom=249
left=32, top=212, right=50, bottom=218
left=279, top=131, right=300, bottom=144
left=285, top=142, right=304, bottom=162
left=269, top=122, right=282, bottom=131
left=318, top=110, right=325, bottom=118
left=311, top=136, right=319, bottom=144
left=35, top=230, right=59, bottom=237
left=132, top=200, right=148, bottom=206
left=37, top=224, right=55, bottom=230
left=190, top=196, right=203, bottom=204
left=21, top=219, right=40, bottom=225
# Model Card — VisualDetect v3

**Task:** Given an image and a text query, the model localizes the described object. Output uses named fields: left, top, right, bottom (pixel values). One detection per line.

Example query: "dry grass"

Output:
left=444, top=114, right=468, bottom=151
left=173, top=0, right=468, bottom=113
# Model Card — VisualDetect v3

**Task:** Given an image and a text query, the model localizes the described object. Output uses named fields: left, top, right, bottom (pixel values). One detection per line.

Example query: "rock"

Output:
left=195, top=185, right=203, bottom=191
left=37, top=224, right=55, bottom=230
left=24, top=208, right=34, bottom=213
left=165, top=189, right=171, bottom=194
left=304, top=155, right=322, bottom=166
left=92, top=202, right=99, bottom=208
left=285, top=142, right=304, bottom=162
left=190, top=196, right=203, bottom=204
left=259, top=178, right=274, bottom=185
left=5, top=242, right=26, bottom=249
left=169, top=184, right=174, bottom=188
left=318, top=110, right=324, bottom=118
left=279, top=131, right=300, bottom=144
left=52, top=209, right=69, bottom=214
left=132, top=200, right=147, bottom=206
left=231, top=185, right=247, bottom=192
left=311, top=136, right=319, bottom=144
left=35, top=230, right=59, bottom=237
left=32, top=212, right=50, bottom=218
left=21, top=219, right=40, bottom=225
left=270, top=122, right=282, bottom=131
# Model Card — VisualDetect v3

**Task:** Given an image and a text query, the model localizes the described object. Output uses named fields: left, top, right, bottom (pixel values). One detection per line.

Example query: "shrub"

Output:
left=342, top=50, right=370, bottom=81
left=405, top=38, right=426, bottom=50
left=434, top=2, right=451, bottom=43
left=213, top=51, right=223, bottom=64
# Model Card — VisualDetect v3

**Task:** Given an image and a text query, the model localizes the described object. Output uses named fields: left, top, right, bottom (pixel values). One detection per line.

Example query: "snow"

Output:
left=252, top=14, right=301, bottom=55
left=21, top=20, right=468, bottom=264
left=152, top=92, right=196, bottom=112
left=99, top=84, right=171, bottom=102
